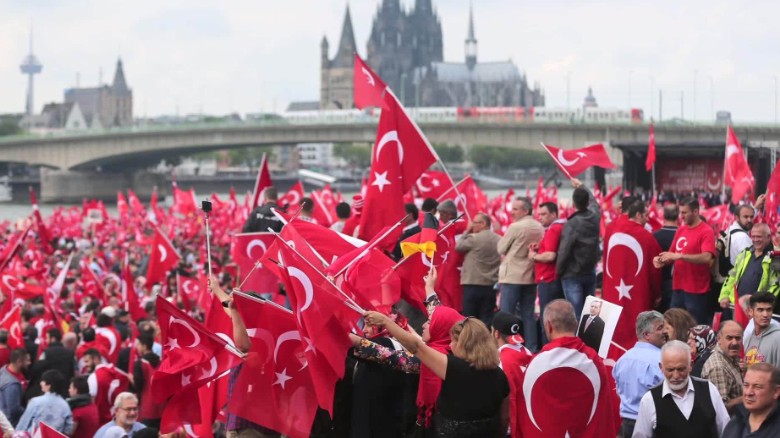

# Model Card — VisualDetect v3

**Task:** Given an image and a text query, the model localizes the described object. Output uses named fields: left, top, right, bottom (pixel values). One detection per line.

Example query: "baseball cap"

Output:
left=491, top=311, right=521, bottom=336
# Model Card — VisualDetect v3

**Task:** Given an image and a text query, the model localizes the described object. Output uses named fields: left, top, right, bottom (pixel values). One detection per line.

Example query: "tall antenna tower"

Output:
left=19, top=25, right=43, bottom=116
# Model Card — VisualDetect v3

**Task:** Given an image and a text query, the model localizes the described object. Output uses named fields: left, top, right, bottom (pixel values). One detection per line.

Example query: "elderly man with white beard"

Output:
left=633, top=340, right=730, bottom=438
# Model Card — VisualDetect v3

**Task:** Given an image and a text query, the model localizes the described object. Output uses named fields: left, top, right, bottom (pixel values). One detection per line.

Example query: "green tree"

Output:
left=0, top=115, right=21, bottom=137
left=227, top=146, right=274, bottom=167
left=433, top=144, right=464, bottom=163
left=333, top=143, right=372, bottom=168
left=468, top=145, right=552, bottom=170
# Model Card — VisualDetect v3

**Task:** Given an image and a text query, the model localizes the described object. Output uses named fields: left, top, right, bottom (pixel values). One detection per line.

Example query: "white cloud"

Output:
left=1, top=0, right=780, bottom=122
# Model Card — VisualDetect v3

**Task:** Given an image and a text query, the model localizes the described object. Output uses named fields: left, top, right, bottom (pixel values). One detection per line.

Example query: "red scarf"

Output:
left=417, top=306, right=463, bottom=427
left=7, top=367, right=27, bottom=391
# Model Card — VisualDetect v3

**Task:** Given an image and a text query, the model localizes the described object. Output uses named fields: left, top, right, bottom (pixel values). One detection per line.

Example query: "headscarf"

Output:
left=417, top=305, right=463, bottom=427
left=690, top=325, right=716, bottom=357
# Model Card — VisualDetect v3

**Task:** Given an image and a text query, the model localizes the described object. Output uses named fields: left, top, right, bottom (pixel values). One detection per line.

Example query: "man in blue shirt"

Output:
left=613, top=310, right=666, bottom=438
left=94, top=392, right=146, bottom=438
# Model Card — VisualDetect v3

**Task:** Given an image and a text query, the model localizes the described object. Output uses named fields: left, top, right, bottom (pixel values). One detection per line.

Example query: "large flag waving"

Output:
left=229, top=292, right=318, bottom=438
left=146, top=227, right=181, bottom=285
left=519, top=336, right=617, bottom=437
left=601, top=219, right=662, bottom=351
left=724, top=125, right=755, bottom=203
left=230, top=232, right=279, bottom=294
left=353, top=54, right=387, bottom=109
left=542, top=143, right=615, bottom=178
left=359, top=92, right=437, bottom=239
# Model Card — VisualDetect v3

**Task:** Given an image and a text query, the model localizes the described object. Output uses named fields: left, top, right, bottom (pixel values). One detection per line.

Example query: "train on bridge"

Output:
left=254, top=105, right=645, bottom=125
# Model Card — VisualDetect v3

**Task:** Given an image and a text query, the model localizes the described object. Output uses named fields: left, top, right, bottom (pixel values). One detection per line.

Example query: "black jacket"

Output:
left=557, top=189, right=601, bottom=278
left=26, top=342, right=76, bottom=400
left=723, top=401, right=780, bottom=438
left=242, top=202, right=284, bottom=233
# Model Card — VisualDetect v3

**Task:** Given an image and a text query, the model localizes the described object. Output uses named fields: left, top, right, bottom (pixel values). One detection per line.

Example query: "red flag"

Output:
left=415, top=170, right=454, bottom=200
left=172, top=183, right=198, bottom=217
left=117, top=191, right=129, bottom=220
left=176, top=273, right=206, bottom=311
left=353, top=53, right=387, bottom=109
left=29, top=188, right=53, bottom=254
left=645, top=123, right=656, bottom=171
left=250, top=153, right=273, bottom=210
left=310, top=189, right=335, bottom=227
left=0, top=271, right=45, bottom=301
left=278, top=181, right=305, bottom=209
left=229, top=293, right=318, bottom=438
left=733, top=286, right=750, bottom=328
left=287, top=219, right=364, bottom=263
left=765, top=159, right=780, bottom=226
left=542, top=143, right=616, bottom=178
left=152, top=296, right=242, bottom=403
left=0, top=224, right=31, bottom=273
left=359, top=92, right=437, bottom=239
left=724, top=125, right=756, bottom=203
left=34, top=421, right=69, bottom=438
left=146, top=227, right=181, bottom=285
left=518, top=336, right=617, bottom=437
left=90, top=363, right=132, bottom=424
left=121, top=264, right=147, bottom=321
left=601, top=219, right=662, bottom=351
left=327, top=246, right=401, bottom=314
left=0, top=306, right=23, bottom=349
left=230, top=233, right=280, bottom=295
left=275, top=241, right=361, bottom=414
left=127, top=189, right=146, bottom=217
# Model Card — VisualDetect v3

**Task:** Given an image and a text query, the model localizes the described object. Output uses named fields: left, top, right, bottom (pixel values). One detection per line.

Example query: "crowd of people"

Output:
left=0, top=173, right=779, bottom=438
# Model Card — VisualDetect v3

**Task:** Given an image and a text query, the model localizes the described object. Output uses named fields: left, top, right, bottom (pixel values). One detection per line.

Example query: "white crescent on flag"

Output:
left=557, top=149, right=586, bottom=166
left=606, top=232, right=644, bottom=277
left=375, top=130, right=404, bottom=164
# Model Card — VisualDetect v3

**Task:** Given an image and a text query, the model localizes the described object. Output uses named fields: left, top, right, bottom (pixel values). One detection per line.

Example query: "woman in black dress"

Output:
left=364, top=312, right=510, bottom=438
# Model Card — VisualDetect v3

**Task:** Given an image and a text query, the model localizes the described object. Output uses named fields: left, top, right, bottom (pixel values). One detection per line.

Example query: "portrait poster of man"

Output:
left=576, top=296, right=622, bottom=358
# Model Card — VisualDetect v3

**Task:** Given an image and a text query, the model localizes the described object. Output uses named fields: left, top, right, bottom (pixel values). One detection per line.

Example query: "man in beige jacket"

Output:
left=456, top=213, right=501, bottom=325
left=498, top=197, right=544, bottom=351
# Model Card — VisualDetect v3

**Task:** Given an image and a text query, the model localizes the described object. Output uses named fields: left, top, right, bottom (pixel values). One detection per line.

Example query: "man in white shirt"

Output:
left=633, top=340, right=730, bottom=437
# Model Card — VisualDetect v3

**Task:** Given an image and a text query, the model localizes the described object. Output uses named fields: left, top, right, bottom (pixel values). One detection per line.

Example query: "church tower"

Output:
left=408, top=0, right=443, bottom=69
left=320, top=5, right=357, bottom=109
left=366, top=0, right=413, bottom=98
left=465, top=5, right=478, bottom=71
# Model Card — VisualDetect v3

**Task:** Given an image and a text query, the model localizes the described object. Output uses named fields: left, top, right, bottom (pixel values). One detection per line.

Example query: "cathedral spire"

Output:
left=465, top=3, right=478, bottom=70
left=332, top=4, right=356, bottom=68
left=112, top=58, right=129, bottom=94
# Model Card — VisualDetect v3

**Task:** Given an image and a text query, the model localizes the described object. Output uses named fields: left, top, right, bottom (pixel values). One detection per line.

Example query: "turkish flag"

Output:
left=95, top=325, right=122, bottom=364
left=231, top=232, right=279, bottom=295
left=171, top=183, right=198, bottom=217
left=601, top=219, right=662, bottom=351
left=33, top=421, right=68, bottom=438
left=176, top=273, right=205, bottom=311
left=499, top=342, right=533, bottom=438
left=415, top=170, right=453, bottom=200
left=435, top=220, right=467, bottom=311
left=646, top=123, right=656, bottom=171
left=0, top=224, right=30, bottom=273
left=359, top=92, right=438, bottom=239
left=159, top=385, right=217, bottom=437
left=327, top=246, right=401, bottom=314
left=251, top=153, right=273, bottom=210
left=310, top=189, right=336, bottom=227
left=395, top=233, right=451, bottom=310
left=229, top=292, right=318, bottom=438
left=28, top=188, right=53, bottom=255
left=286, top=219, right=364, bottom=263
left=127, top=189, right=146, bottom=217
left=122, top=264, right=147, bottom=321
left=0, top=272, right=44, bottom=301
left=765, top=159, right=780, bottom=226
left=724, top=125, right=755, bottom=203
left=117, top=191, right=129, bottom=220
left=275, top=241, right=360, bottom=414
left=542, top=143, right=615, bottom=178
left=79, top=259, right=107, bottom=301
left=278, top=181, right=305, bottom=210
left=0, top=306, right=23, bottom=349
left=436, top=175, right=487, bottom=223
left=152, top=296, right=242, bottom=403
left=518, top=336, right=618, bottom=437
left=353, top=53, right=387, bottom=109
left=90, top=363, right=132, bottom=424
left=146, top=227, right=181, bottom=286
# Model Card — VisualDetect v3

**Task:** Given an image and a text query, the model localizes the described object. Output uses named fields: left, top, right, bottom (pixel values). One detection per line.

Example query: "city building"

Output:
left=320, top=0, right=544, bottom=109
left=64, top=59, right=133, bottom=128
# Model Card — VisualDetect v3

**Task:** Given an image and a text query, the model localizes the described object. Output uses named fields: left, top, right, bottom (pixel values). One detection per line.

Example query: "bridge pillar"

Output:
left=40, top=169, right=166, bottom=203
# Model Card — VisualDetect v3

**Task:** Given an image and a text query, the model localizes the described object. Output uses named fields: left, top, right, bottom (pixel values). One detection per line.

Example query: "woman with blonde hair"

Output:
left=363, top=311, right=510, bottom=437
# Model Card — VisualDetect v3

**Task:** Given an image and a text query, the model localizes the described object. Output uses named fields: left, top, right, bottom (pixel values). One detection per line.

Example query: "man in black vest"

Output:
left=633, top=340, right=730, bottom=437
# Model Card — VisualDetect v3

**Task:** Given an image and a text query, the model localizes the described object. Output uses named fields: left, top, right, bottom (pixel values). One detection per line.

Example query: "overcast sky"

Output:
left=2, top=0, right=779, bottom=123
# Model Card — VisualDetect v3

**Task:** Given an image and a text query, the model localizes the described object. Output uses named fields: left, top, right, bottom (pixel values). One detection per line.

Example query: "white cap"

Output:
left=100, top=306, right=117, bottom=318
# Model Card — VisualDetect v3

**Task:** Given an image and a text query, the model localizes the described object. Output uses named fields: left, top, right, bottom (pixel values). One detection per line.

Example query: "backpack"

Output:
left=716, top=228, right=747, bottom=277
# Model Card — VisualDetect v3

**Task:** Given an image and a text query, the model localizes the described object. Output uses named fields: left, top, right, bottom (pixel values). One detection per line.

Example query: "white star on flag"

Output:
left=371, top=171, right=391, bottom=192
left=166, top=337, right=180, bottom=351
left=181, top=373, right=192, bottom=386
left=273, top=368, right=293, bottom=390
left=616, top=279, right=634, bottom=300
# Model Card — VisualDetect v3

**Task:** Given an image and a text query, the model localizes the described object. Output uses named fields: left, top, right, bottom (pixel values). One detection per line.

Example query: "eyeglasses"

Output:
left=119, top=406, right=139, bottom=412
left=458, top=316, right=475, bottom=328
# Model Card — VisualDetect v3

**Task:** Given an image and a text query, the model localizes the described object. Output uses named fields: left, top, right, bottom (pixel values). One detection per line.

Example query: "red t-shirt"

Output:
left=670, top=221, right=716, bottom=294
left=535, top=220, right=565, bottom=283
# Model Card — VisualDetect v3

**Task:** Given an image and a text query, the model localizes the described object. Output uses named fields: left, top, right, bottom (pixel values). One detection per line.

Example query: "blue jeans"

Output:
left=499, top=283, right=538, bottom=352
left=670, top=290, right=711, bottom=325
left=561, top=273, right=596, bottom=321
left=537, top=280, right=564, bottom=346
left=462, top=284, right=497, bottom=327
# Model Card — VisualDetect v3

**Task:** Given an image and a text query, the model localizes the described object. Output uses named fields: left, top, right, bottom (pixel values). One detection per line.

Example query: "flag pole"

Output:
left=332, top=214, right=410, bottom=279
left=540, top=142, right=573, bottom=180
left=392, top=213, right=465, bottom=270
left=269, top=208, right=331, bottom=269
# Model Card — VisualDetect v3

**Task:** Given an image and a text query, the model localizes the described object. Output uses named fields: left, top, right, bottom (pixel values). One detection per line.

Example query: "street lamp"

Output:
left=707, top=75, right=714, bottom=123
left=628, top=70, right=634, bottom=107
left=693, top=70, right=698, bottom=121
left=649, top=75, right=654, bottom=121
